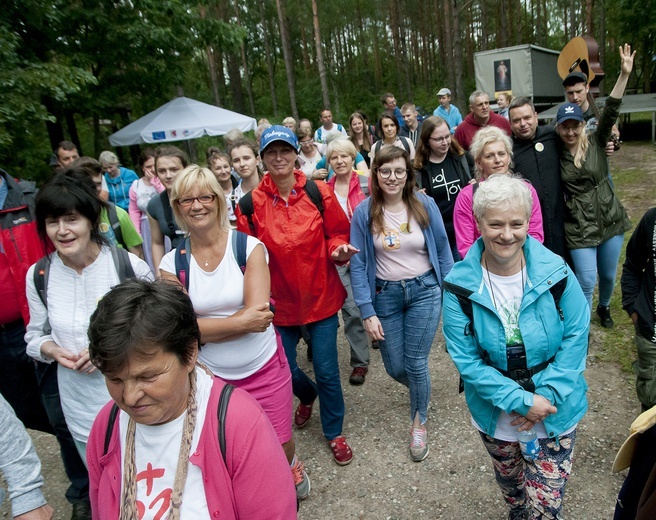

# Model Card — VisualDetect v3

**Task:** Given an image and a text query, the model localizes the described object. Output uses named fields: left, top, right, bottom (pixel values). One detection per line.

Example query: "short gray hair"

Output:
left=473, top=174, right=533, bottom=221
left=325, top=137, right=357, bottom=162
left=469, top=90, right=489, bottom=106
left=98, top=150, right=118, bottom=166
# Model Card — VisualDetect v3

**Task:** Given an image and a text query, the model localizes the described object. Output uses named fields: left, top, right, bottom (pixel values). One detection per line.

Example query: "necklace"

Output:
left=200, top=256, right=214, bottom=267
left=484, top=252, right=525, bottom=310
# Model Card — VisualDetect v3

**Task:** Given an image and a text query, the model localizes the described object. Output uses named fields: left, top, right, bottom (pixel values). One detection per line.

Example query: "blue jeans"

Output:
left=277, top=313, right=345, bottom=440
left=374, top=269, right=441, bottom=424
left=569, top=233, right=624, bottom=308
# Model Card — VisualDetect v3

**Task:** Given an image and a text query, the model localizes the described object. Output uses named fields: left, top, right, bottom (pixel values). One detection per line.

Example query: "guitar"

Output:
left=558, top=36, right=621, bottom=150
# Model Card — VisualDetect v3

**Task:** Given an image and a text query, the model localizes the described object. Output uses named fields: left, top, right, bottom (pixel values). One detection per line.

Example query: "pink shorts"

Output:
left=222, top=331, right=293, bottom=444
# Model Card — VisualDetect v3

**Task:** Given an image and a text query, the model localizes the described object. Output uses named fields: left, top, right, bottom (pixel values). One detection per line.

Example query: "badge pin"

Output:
left=535, top=143, right=544, bottom=152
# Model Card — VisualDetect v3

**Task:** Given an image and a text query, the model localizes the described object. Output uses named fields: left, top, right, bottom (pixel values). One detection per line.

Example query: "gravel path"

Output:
left=4, top=324, right=638, bottom=520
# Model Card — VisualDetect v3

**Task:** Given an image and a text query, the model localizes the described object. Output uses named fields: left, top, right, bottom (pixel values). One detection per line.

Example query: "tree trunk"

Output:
left=585, top=0, right=594, bottom=34
left=235, top=1, right=255, bottom=116
left=206, top=46, right=222, bottom=106
left=311, top=0, right=330, bottom=109
left=441, top=0, right=455, bottom=98
left=388, top=0, right=403, bottom=95
left=452, top=0, right=465, bottom=108
left=260, top=0, right=278, bottom=117
left=275, top=0, right=299, bottom=121
left=65, top=111, right=82, bottom=156
left=372, top=20, right=382, bottom=92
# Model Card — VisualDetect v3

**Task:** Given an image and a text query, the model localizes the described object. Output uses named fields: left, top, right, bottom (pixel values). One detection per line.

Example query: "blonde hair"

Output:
left=470, top=126, right=513, bottom=179
left=325, top=138, right=357, bottom=162
left=171, top=165, right=230, bottom=233
left=559, top=122, right=589, bottom=169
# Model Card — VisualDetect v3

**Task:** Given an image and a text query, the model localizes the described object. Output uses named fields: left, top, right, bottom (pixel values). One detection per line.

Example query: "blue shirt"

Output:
left=104, top=167, right=139, bottom=211
left=433, top=105, right=463, bottom=134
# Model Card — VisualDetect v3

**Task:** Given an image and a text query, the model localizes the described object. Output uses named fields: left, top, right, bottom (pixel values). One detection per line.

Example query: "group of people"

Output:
left=0, top=42, right=650, bottom=520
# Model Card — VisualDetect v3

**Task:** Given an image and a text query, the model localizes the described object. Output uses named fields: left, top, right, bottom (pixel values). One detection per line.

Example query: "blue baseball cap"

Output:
left=259, top=125, right=299, bottom=154
left=556, top=103, right=584, bottom=125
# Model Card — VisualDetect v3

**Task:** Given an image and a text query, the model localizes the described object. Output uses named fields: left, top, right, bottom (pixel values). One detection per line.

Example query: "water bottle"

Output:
left=517, top=429, right=541, bottom=460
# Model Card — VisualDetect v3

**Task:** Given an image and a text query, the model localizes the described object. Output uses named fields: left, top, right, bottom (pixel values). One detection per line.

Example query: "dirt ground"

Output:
left=2, top=142, right=654, bottom=519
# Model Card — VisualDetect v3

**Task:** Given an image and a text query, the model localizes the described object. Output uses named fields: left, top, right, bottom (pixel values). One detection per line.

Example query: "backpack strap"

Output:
left=161, top=191, right=176, bottom=237
left=106, top=202, right=124, bottom=249
left=549, top=276, right=567, bottom=321
left=174, top=237, right=192, bottom=290
left=399, top=136, right=411, bottom=154
left=103, top=403, right=121, bottom=456
left=109, top=245, right=136, bottom=282
left=33, top=256, right=52, bottom=335
left=231, top=230, right=248, bottom=273
left=442, top=281, right=475, bottom=337
left=237, top=192, right=256, bottom=233
left=217, top=383, right=235, bottom=466
left=303, top=179, right=324, bottom=216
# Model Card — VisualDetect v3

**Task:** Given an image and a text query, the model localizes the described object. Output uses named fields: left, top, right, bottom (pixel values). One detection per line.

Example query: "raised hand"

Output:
left=619, top=43, right=636, bottom=76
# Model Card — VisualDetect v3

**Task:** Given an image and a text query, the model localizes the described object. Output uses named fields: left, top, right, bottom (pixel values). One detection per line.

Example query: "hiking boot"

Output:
left=71, top=500, right=92, bottom=520
left=349, top=366, right=368, bottom=385
left=328, top=435, right=353, bottom=465
left=371, top=340, right=380, bottom=350
left=290, top=458, right=311, bottom=500
left=596, top=305, right=614, bottom=328
left=294, top=401, right=314, bottom=428
left=410, top=427, right=429, bottom=462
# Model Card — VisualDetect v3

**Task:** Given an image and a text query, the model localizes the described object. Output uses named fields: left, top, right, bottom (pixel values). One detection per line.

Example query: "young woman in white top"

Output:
left=208, top=150, right=238, bottom=224
left=25, top=174, right=152, bottom=461
left=370, top=113, right=415, bottom=163
left=350, top=146, right=453, bottom=462
left=228, top=138, right=263, bottom=198
left=158, top=165, right=310, bottom=500
left=128, top=148, right=164, bottom=270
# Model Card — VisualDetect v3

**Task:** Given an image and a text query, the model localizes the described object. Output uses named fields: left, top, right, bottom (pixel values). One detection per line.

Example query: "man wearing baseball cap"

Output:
left=563, top=71, right=620, bottom=151
left=433, top=88, right=462, bottom=134
left=236, top=125, right=358, bottom=466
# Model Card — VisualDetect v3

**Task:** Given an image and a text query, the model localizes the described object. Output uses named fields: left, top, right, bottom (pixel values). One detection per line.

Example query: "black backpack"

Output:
left=102, top=383, right=235, bottom=465
left=33, top=246, right=136, bottom=335
left=237, top=179, right=324, bottom=233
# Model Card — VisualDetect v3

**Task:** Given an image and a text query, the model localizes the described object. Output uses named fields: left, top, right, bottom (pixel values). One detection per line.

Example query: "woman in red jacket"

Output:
left=236, top=126, right=358, bottom=465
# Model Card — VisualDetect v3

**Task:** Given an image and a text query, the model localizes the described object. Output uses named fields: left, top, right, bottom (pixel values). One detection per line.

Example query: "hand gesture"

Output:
left=619, top=43, right=636, bottom=76
left=331, top=244, right=359, bottom=263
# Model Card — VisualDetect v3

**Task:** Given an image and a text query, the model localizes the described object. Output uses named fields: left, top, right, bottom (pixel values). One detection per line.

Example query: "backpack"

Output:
left=371, top=136, right=411, bottom=159
left=102, top=383, right=235, bottom=465
left=237, top=179, right=324, bottom=233
left=105, top=202, right=124, bottom=249
left=174, top=230, right=249, bottom=290
left=442, top=274, right=567, bottom=393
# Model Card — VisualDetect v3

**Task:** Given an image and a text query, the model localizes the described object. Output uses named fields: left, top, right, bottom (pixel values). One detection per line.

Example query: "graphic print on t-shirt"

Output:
left=430, top=166, right=462, bottom=202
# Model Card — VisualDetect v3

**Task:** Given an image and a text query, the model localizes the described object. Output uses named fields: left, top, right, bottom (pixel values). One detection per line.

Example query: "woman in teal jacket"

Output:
left=442, top=174, right=589, bottom=519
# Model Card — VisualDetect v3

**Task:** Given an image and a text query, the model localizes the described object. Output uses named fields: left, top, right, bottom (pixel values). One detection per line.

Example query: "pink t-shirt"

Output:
left=373, top=209, right=431, bottom=281
left=453, top=180, right=544, bottom=259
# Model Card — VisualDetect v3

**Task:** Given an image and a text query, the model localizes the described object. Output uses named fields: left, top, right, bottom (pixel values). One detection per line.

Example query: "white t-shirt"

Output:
left=373, top=210, right=431, bottom=281
left=119, top=366, right=212, bottom=519
left=160, top=230, right=277, bottom=379
left=24, top=248, right=154, bottom=442
left=473, top=267, right=575, bottom=441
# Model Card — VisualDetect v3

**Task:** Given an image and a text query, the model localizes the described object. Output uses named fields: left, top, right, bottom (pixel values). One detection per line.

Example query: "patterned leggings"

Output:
left=479, top=429, right=577, bottom=520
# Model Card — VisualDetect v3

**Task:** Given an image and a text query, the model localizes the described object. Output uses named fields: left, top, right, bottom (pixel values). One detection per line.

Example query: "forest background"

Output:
left=1, top=0, right=654, bottom=182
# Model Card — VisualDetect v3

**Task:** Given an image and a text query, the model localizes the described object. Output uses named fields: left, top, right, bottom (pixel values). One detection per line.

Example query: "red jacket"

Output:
left=453, top=111, right=512, bottom=151
left=326, top=170, right=367, bottom=221
left=236, top=170, right=349, bottom=326
left=0, top=171, right=46, bottom=325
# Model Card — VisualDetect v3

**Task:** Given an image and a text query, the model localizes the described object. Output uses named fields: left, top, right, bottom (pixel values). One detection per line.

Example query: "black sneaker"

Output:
left=596, top=305, right=614, bottom=328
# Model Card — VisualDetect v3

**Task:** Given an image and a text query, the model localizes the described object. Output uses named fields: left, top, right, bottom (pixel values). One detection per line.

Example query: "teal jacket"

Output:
left=442, top=236, right=589, bottom=438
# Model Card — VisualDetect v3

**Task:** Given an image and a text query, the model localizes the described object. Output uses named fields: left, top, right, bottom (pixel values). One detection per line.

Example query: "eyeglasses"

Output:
left=299, top=139, right=313, bottom=145
left=176, top=194, right=216, bottom=207
left=377, top=168, right=408, bottom=179
left=430, top=135, right=451, bottom=143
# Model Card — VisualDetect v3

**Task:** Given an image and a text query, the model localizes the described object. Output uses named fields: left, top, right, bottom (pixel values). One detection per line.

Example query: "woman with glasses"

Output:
left=159, top=164, right=311, bottom=500
left=556, top=44, right=635, bottom=327
left=350, top=146, right=453, bottom=462
left=414, top=116, right=473, bottom=261
left=297, top=127, right=324, bottom=178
